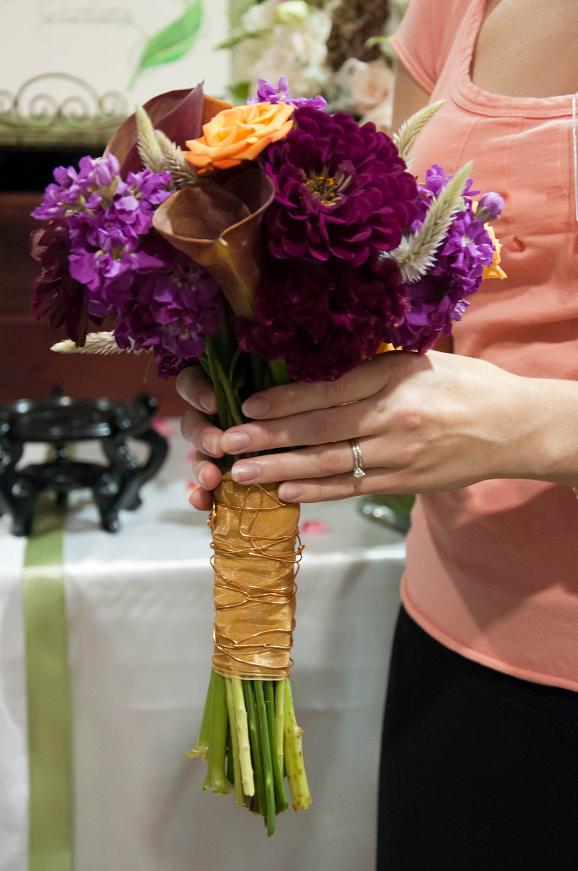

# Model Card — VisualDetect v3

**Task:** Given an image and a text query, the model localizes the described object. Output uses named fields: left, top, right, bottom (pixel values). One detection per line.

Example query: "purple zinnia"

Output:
left=249, top=77, right=327, bottom=110
left=236, top=257, right=408, bottom=382
left=261, top=107, right=418, bottom=267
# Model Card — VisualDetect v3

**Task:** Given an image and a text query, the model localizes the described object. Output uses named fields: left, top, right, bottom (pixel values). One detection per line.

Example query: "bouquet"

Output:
left=30, top=80, right=505, bottom=836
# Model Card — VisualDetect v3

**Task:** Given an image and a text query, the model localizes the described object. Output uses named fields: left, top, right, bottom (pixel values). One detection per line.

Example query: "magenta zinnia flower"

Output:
left=236, top=257, right=408, bottom=382
left=261, top=107, right=418, bottom=267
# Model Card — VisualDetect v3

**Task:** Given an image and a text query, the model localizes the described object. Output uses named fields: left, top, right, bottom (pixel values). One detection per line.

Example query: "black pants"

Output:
left=377, top=606, right=578, bottom=870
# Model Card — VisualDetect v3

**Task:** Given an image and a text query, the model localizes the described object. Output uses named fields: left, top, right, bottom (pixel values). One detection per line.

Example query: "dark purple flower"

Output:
left=30, top=222, right=101, bottom=345
left=249, top=77, right=327, bottom=110
left=261, top=107, right=418, bottom=268
left=236, top=257, right=408, bottom=382
left=114, top=253, right=222, bottom=377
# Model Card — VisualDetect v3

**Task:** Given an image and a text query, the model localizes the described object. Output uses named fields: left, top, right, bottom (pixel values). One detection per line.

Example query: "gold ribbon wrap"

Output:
left=210, top=474, right=302, bottom=681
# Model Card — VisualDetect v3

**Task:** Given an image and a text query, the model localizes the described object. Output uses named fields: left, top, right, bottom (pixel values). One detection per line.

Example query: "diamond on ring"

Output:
left=350, top=439, right=366, bottom=479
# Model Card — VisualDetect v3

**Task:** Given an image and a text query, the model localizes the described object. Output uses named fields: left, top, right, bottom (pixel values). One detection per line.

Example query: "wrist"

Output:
left=520, top=377, right=578, bottom=486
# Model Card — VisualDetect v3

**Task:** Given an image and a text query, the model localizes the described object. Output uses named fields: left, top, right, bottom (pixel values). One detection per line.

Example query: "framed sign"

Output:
left=0, top=0, right=231, bottom=147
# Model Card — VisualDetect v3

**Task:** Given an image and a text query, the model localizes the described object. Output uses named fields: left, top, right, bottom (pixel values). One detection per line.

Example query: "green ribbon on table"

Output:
left=22, top=498, right=73, bottom=871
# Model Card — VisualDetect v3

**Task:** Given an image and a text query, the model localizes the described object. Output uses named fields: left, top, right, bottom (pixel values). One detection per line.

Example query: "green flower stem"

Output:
left=254, top=682, right=277, bottom=836
left=225, top=678, right=246, bottom=805
left=213, top=354, right=243, bottom=426
left=231, top=677, right=254, bottom=798
left=283, top=679, right=312, bottom=811
left=204, top=672, right=230, bottom=795
left=265, top=681, right=288, bottom=813
left=243, top=680, right=265, bottom=818
left=268, top=359, right=289, bottom=388
left=187, top=670, right=215, bottom=760
left=225, top=723, right=234, bottom=785
left=274, top=679, right=285, bottom=777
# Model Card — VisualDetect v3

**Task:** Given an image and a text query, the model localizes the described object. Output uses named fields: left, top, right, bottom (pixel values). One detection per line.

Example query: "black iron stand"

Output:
left=0, top=389, right=169, bottom=536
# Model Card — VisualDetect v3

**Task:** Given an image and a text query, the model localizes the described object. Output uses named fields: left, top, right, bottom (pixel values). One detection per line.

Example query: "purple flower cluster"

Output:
left=261, top=107, right=418, bottom=268
left=32, top=154, right=222, bottom=372
left=249, top=77, right=327, bottom=110
left=114, top=247, right=222, bottom=377
left=236, top=256, right=407, bottom=382
left=389, top=165, right=499, bottom=352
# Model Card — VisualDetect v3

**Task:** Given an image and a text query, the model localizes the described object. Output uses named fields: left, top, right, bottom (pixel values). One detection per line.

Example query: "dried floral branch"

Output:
left=394, top=100, right=445, bottom=163
left=393, top=161, right=472, bottom=284
left=51, top=332, right=148, bottom=356
left=155, top=129, right=200, bottom=188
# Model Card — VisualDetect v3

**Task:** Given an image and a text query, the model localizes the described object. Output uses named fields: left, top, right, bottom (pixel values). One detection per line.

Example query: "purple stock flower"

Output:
left=31, top=153, right=223, bottom=368
left=114, top=254, right=222, bottom=377
left=32, top=154, right=122, bottom=222
left=30, top=221, right=101, bottom=345
left=389, top=203, right=495, bottom=352
left=475, top=191, right=504, bottom=223
left=262, top=107, right=418, bottom=267
left=249, top=77, right=327, bottom=110
left=236, top=256, right=408, bottom=382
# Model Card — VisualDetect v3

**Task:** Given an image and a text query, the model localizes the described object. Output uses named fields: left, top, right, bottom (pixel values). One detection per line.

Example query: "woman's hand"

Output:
left=177, top=366, right=225, bottom=511
left=179, top=350, right=554, bottom=506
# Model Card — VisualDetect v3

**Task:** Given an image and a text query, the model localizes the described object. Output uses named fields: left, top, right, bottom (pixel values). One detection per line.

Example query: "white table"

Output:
left=0, top=426, right=405, bottom=871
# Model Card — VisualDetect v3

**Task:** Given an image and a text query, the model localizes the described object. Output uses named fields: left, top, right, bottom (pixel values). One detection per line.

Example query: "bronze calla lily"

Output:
left=153, top=165, right=275, bottom=317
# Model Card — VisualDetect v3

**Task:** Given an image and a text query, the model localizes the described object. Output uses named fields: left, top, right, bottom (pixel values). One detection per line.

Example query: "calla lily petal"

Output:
left=105, top=85, right=232, bottom=176
left=153, top=165, right=275, bottom=317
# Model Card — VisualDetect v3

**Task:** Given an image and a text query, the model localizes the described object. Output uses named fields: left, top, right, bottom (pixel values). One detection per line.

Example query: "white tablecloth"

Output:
left=0, top=427, right=405, bottom=871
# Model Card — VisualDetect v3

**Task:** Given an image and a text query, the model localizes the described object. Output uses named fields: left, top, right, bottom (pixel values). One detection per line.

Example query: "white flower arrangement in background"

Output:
left=226, top=0, right=410, bottom=132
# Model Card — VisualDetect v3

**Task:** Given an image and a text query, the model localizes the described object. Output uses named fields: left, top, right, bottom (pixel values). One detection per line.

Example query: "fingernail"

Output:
left=199, top=391, right=216, bottom=413
left=222, top=432, right=250, bottom=452
left=195, top=468, right=208, bottom=487
left=279, top=484, right=303, bottom=501
left=242, top=397, right=269, bottom=418
left=232, top=462, right=261, bottom=483
left=202, top=436, right=218, bottom=456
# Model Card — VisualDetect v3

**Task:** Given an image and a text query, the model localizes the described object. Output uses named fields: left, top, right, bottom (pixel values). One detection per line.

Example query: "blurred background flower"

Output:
left=227, top=0, right=410, bottom=131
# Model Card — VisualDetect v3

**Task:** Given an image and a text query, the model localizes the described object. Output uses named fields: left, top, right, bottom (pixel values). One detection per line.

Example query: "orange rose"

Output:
left=184, top=101, right=295, bottom=172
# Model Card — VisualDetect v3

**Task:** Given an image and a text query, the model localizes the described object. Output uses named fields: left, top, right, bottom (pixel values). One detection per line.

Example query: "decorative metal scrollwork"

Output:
left=0, top=72, right=129, bottom=147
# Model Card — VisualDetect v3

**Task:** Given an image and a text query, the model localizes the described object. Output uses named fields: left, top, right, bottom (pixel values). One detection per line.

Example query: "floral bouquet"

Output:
left=30, top=80, right=505, bottom=836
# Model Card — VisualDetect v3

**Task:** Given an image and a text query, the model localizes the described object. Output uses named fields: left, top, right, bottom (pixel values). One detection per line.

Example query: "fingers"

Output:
left=230, top=436, right=392, bottom=485
left=181, top=408, right=225, bottom=458
left=241, top=352, right=408, bottom=420
left=191, top=450, right=223, bottom=490
left=219, top=395, right=379, bottom=455
left=188, top=484, right=213, bottom=511
left=277, top=469, right=411, bottom=504
left=176, top=366, right=217, bottom=414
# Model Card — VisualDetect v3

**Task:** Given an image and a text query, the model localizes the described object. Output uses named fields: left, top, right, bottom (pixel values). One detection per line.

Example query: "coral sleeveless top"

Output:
left=390, top=0, right=578, bottom=690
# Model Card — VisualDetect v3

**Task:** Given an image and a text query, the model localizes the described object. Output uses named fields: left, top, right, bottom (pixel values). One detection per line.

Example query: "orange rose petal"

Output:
left=183, top=102, right=295, bottom=171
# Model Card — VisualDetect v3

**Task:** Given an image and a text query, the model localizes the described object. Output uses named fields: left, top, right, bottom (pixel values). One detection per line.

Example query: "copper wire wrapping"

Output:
left=209, top=474, right=303, bottom=681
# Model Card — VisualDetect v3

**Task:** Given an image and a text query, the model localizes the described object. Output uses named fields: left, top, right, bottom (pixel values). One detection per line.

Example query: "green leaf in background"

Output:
left=230, top=81, right=251, bottom=104
left=229, top=0, right=259, bottom=30
left=129, top=0, right=204, bottom=88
